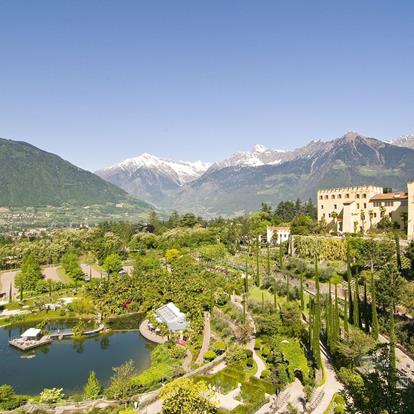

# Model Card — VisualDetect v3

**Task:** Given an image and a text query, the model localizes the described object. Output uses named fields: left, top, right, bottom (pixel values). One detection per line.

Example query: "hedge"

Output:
left=294, top=236, right=346, bottom=261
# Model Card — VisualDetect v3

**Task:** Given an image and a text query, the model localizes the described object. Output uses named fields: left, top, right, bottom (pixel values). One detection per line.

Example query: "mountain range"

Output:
left=0, top=138, right=150, bottom=212
left=97, top=131, right=414, bottom=216
left=1, top=132, right=413, bottom=218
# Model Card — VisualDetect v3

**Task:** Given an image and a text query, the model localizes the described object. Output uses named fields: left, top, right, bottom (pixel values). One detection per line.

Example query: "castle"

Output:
left=317, top=181, right=414, bottom=239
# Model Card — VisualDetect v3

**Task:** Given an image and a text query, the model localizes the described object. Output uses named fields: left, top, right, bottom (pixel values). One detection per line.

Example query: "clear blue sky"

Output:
left=1, top=1, right=414, bottom=171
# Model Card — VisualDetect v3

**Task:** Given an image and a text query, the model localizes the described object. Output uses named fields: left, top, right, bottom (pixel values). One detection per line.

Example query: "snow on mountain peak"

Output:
left=101, top=153, right=211, bottom=185
left=252, top=144, right=267, bottom=153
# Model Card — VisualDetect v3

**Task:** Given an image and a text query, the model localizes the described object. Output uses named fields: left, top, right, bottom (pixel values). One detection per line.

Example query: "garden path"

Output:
left=0, top=271, right=17, bottom=299
left=80, top=263, right=103, bottom=279
left=309, top=343, right=343, bottom=414
left=42, top=266, right=64, bottom=283
left=216, top=385, right=242, bottom=410
left=196, top=311, right=211, bottom=364
left=182, top=349, right=193, bottom=372
left=231, top=294, right=266, bottom=378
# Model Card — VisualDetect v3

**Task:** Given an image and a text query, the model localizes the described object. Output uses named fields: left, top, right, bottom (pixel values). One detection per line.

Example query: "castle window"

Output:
left=338, top=194, right=342, bottom=199
left=374, top=213, right=377, bottom=218
left=364, top=203, right=367, bottom=209
left=334, top=204, right=337, bottom=209
left=321, top=205, right=324, bottom=209
left=357, top=203, right=360, bottom=209
left=363, top=194, right=367, bottom=198
left=325, top=195, right=328, bottom=200
left=332, top=194, right=336, bottom=199
left=346, top=194, right=350, bottom=198
left=373, top=201, right=381, bottom=207
left=356, top=194, right=360, bottom=199
left=385, top=201, right=394, bottom=207
left=319, top=195, right=323, bottom=200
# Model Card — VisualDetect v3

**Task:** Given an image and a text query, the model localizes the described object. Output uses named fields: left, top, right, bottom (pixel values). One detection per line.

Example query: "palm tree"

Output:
left=331, top=211, right=338, bottom=233
left=360, top=210, right=366, bottom=233
left=368, top=210, right=374, bottom=229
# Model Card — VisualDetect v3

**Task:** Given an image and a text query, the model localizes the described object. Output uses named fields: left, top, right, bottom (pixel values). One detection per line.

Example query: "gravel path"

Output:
left=80, top=263, right=103, bottom=279
left=309, top=343, right=343, bottom=414
left=196, top=311, right=211, bottom=364
left=42, top=266, right=63, bottom=282
left=0, top=271, right=18, bottom=299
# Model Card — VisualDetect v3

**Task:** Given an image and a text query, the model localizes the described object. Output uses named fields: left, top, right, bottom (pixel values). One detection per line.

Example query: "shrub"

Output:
left=261, top=346, right=270, bottom=358
left=84, top=371, right=101, bottom=400
left=225, top=344, right=247, bottom=366
left=204, top=350, right=217, bottom=362
left=246, top=358, right=254, bottom=368
left=254, top=339, right=261, bottom=350
left=260, top=369, right=270, bottom=379
left=212, top=341, right=226, bottom=355
left=245, top=349, right=253, bottom=358
left=0, top=385, right=25, bottom=410
left=39, top=388, right=65, bottom=404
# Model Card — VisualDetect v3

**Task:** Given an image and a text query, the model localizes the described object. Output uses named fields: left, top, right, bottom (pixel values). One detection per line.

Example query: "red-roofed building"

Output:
left=317, top=183, right=413, bottom=236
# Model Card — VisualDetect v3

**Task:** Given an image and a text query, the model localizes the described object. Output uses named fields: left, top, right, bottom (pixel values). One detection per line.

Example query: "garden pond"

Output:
left=0, top=321, right=153, bottom=395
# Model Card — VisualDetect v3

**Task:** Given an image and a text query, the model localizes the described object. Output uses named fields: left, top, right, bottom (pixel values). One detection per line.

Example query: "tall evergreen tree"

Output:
left=327, top=280, right=333, bottom=347
left=255, top=237, right=260, bottom=286
left=344, top=289, right=349, bottom=336
left=333, top=283, right=339, bottom=348
left=353, top=270, right=360, bottom=328
left=266, top=243, right=271, bottom=278
left=244, top=252, right=249, bottom=293
left=300, top=273, right=304, bottom=311
left=363, top=279, right=370, bottom=333
left=394, top=231, right=402, bottom=272
left=273, top=278, right=277, bottom=311
left=313, top=257, right=322, bottom=368
left=370, top=272, right=379, bottom=340
left=346, top=245, right=354, bottom=324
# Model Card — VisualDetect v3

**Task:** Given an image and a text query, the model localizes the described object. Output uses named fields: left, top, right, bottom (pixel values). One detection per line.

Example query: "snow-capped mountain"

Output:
left=98, top=153, right=210, bottom=185
left=390, top=134, right=414, bottom=149
left=95, top=154, right=210, bottom=205
left=207, top=144, right=292, bottom=172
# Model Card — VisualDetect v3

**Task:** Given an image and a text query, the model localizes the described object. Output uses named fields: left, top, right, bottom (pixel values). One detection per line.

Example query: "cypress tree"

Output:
left=273, top=279, right=277, bottom=311
left=333, top=283, right=339, bottom=348
left=313, top=266, right=322, bottom=368
left=244, top=252, right=249, bottom=292
left=346, top=245, right=354, bottom=324
left=327, top=280, right=333, bottom=347
left=300, top=273, right=304, bottom=311
left=344, top=289, right=349, bottom=336
left=363, top=279, right=369, bottom=333
left=279, top=244, right=284, bottom=271
left=371, top=271, right=379, bottom=340
left=261, top=291, right=265, bottom=310
left=394, top=231, right=402, bottom=272
left=242, top=293, right=247, bottom=324
left=353, top=270, right=360, bottom=328
left=266, top=243, right=271, bottom=278
left=325, top=302, right=330, bottom=347
left=8, top=283, right=12, bottom=303
left=255, top=237, right=260, bottom=287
